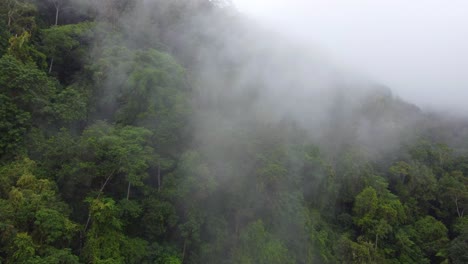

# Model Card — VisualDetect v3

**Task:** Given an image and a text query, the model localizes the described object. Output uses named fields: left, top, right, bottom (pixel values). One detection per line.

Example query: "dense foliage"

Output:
left=0, top=1, right=467, bottom=263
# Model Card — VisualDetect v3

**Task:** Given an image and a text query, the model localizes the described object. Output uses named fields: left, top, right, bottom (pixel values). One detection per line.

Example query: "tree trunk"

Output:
left=182, top=239, right=187, bottom=263
left=79, top=159, right=121, bottom=252
left=157, top=162, right=161, bottom=191
left=48, top=57, right=54, bottom=73
left=55, top=7, right=59, bottom=25
left=83, top=168, right=117, bottom=233
left=127, top=182, right=131, bottom=200
left=80, top=171, right=114, bottom=251
left=53, top=0, right=60, bottom=26
left=455, top=197, right=462, bottom=218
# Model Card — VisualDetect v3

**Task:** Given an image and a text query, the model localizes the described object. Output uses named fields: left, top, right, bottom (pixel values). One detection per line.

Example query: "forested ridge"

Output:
left=0, top=0, right=467, bottom=263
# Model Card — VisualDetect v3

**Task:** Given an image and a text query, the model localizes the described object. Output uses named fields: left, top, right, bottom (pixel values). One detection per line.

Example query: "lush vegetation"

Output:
left=0, top=1, right=467, bottom=263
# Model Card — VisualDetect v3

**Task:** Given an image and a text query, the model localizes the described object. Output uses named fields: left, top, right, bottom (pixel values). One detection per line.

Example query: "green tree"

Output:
left=353, top=185, right=406, bottom=258
left=439, top=171, right=467, bottom=218
left=0, top=0, right=37, bottom=35
left=389, top=161, right=438, bottom=217
left=0, top=54, right=57, bottom=119
left=448, top=217, right=468, bottom=264
left=90, top=47, right=190, bottom=157
left=40, top=22, right=94, bottom=76
left=34, top=208, right=77, bottom=245
left=0, top=20, right=11, bottom=55
left=7, top=31, right=47, bottom=67
left=82, top=197, right=125, bottom=263
left=0, top=54, right=58, bottom=158
left=80, top=122, right=154, bottom=200
left=394, top=228, right=428, bottom=264
left=51, top=84, right=88, bottom=123
left=173, top=151, right=216, bottom=262
left=410, top=216, right=449, bottom=260
left=8, top=232, right=36, bottom=263
left=232, top=220, right=294, bottom=264
left=335, top=234, right=376, bottom=264
left=0, top=94, right=30, bottom=157
left=83, top=196, right=150, bottom=264
left=0, top=158, right=78, bottom=262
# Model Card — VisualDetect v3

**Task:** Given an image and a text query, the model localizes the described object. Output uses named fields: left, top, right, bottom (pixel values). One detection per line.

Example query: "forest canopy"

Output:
left=0, top=0, right=467, bottom=263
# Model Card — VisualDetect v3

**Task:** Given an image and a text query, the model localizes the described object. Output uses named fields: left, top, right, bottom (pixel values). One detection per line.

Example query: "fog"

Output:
left=19, top=1, right=466, bottom=262
left=233, top=0, right=468, bottom=113
left=71, top=0, right=468, bottom=160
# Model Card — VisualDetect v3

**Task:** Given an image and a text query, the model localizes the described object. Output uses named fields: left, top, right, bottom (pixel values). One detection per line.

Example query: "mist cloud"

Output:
left=232, top=0, right=468, bottom=113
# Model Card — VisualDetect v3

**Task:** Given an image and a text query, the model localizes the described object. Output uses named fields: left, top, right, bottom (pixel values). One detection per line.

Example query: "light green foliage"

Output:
left=81, top=121, right=154, bottom=192
left=352, top=185, right=406, bottom=261
left=0, top=0, right=37, bottom=35
left=301, top=145, right=337, bottom=211
left=8, top=31, right=32, bottom=62
left=25, top=128, right=81, bottom=198
left=51, top=84, right=88, bottom=122
left=0, top=157, right=35, bottom=196
left=118, top=198, right=142, bottom=219
left=270, top=192, right=310, bottom=262
left=439, top=171, right=468, bottom=218
left=0, top=53, right=88, bottom=157
left=409, top=140, right=452, bottom=171
left=40, top=22, right=94, bottom=76
left=9, top=232, right=36, bottom=263
left=308, top=210, right=338, bottom=263
left=256, top=153, right=288, bottom=193
left=410, top=216, right=449, bottom=257
left=448, top=217, right=468, bottom=263
left=5, top=168, right=64, bottom=231
left=0, top=20, right=10, bottom=55
left=172, top=150, right=216, bottom=261
left=91, top=46, right=190, bottom=155
left=34, top=208, right=77, bottom=244
left=8, top=31, right=47, bottom=67
left=41, top=22, right=93, bottom=58
left=448, top=234, right=468, bottom=264
left=353, top=187, right=379, bottom=225
left=32, top=248, right=79, bottom=264
left=149, top=243, right=183, bottom=264
left=233, top=220, right=294, bottom=264
left=120, top=237, right=149, bottom=264
left=335, top=234, right=376, bottom=264
left=0, top=54, right=57, bottom=122
left=335, top=149, right=377, bottom=203
left=0, top=94, right=30, bottom=157
left=163, top=256, right=182, bottom=264
left=389, top=161, right=438, bottom=216
left=0, top=158, right=78, bottom=262
left=141, top=198, right=178, bottom=240
left=176, top=151, right=216, bottom=199
left=83, top=197, right=125, bottom=263
left=83, top=197, right=150, bottom=263
left=394, top=228, right=429, bottom=264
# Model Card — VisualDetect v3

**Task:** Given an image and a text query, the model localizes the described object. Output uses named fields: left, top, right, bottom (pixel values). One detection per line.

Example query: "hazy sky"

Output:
left=232, top=0, right=468, bottom=113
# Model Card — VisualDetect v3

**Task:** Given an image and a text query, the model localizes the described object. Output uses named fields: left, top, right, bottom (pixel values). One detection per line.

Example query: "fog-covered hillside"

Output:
left=0, top=1, right=466, bottom=263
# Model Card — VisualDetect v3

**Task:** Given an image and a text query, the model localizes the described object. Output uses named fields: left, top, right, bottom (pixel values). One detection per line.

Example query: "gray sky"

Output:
left=232, top=0, right=468, bottom=113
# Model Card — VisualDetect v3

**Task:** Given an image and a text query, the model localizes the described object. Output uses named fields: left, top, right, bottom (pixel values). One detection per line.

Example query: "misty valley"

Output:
left=0, top=0, right=467, bottom=263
